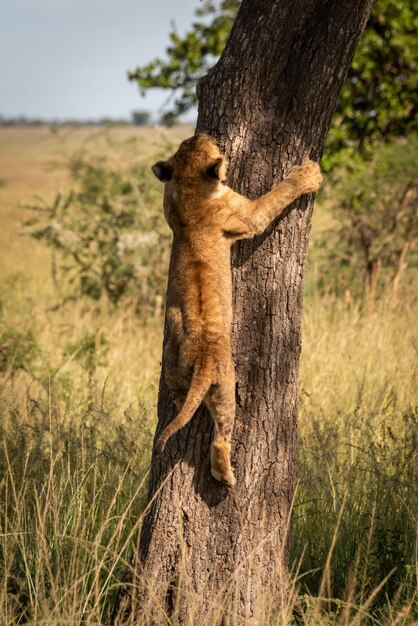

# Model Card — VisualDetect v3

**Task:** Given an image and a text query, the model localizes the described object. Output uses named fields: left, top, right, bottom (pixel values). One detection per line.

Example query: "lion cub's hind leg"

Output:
left=206, top=375, right=236, bottom=487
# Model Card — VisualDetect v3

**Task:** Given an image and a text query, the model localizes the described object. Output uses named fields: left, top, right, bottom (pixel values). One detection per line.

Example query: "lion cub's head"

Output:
left=151, top=133, right=228, bottom=186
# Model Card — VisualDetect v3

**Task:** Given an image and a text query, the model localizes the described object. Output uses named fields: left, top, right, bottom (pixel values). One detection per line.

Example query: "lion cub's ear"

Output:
left=205, top=157, right=228, bottom=183
left=152, top=161, right=173, bottom=183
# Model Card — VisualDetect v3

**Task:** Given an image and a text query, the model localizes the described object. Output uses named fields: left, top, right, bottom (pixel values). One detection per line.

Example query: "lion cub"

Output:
left=152, top=133, right=322, bottom=486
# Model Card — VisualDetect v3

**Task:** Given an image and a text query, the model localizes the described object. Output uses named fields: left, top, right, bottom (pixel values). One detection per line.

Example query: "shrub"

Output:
left=25, top=144, right=170, bottom=316
left=313, top=134, right=418, bottom=304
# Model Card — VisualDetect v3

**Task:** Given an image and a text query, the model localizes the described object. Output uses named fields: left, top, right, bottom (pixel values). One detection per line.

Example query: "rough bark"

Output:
left=113, top=1, right=374, bottom=624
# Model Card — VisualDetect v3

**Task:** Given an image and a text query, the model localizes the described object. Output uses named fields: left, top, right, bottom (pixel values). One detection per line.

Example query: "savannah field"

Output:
left=0, top=125, right=417, bottom=625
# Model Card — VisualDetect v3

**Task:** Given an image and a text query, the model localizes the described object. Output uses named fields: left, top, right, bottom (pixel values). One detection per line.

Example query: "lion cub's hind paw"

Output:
left=211, top=466, right=236, bottom=487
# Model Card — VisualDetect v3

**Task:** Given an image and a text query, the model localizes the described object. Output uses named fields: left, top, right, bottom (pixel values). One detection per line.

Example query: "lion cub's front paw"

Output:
left=289, top=160, right=322, bottom=194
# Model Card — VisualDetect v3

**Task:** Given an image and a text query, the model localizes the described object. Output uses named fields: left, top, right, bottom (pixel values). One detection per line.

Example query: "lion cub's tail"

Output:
left=154, top=356, right=214, bottom=454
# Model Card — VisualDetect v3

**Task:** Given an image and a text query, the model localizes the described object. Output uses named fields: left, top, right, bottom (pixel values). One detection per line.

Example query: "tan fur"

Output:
left=152, top=133, right=322, bottom=486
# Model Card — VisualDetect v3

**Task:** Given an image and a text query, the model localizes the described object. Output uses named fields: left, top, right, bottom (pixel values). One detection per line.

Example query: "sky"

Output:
left=0, top=0, right=199, bottom=121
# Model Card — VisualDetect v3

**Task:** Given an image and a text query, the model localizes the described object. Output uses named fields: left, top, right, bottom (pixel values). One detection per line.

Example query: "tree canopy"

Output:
left=129, top=0, right=417, bottom=168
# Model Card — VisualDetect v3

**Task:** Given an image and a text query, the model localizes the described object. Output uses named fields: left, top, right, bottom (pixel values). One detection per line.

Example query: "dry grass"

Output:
left=0, top=126, right=416, bottom=625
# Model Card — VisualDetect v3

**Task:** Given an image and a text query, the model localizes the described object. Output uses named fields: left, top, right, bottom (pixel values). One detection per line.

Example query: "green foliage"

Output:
left=25, top=145, right=171, bottom=314
left=314, top=134, right=418, bottom=301
left=324, top=0, right=418, bottom=169
left=129, top=0, right=417, bottom=165
left=128, top=0, right=239, bottom=115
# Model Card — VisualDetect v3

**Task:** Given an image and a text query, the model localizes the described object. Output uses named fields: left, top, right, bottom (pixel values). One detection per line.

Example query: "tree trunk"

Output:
left=113, top=1, right=374, bottom=624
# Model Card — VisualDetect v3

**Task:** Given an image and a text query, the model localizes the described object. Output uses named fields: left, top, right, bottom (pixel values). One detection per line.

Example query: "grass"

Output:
left=0, top=126, right=417, bottom=624
left=296, top=298, right=417, bottom=618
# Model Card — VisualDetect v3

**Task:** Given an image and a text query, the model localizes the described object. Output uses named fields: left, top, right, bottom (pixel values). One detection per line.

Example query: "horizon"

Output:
left=0, top=112, right=196, bottom=124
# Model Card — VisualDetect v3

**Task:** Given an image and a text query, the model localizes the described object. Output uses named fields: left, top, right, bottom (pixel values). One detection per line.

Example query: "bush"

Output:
left=131, top=110, right=151, bottom=126
left=25, top=143, right=171, bottom=316
left=313, top=134, right=418, bottom=304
